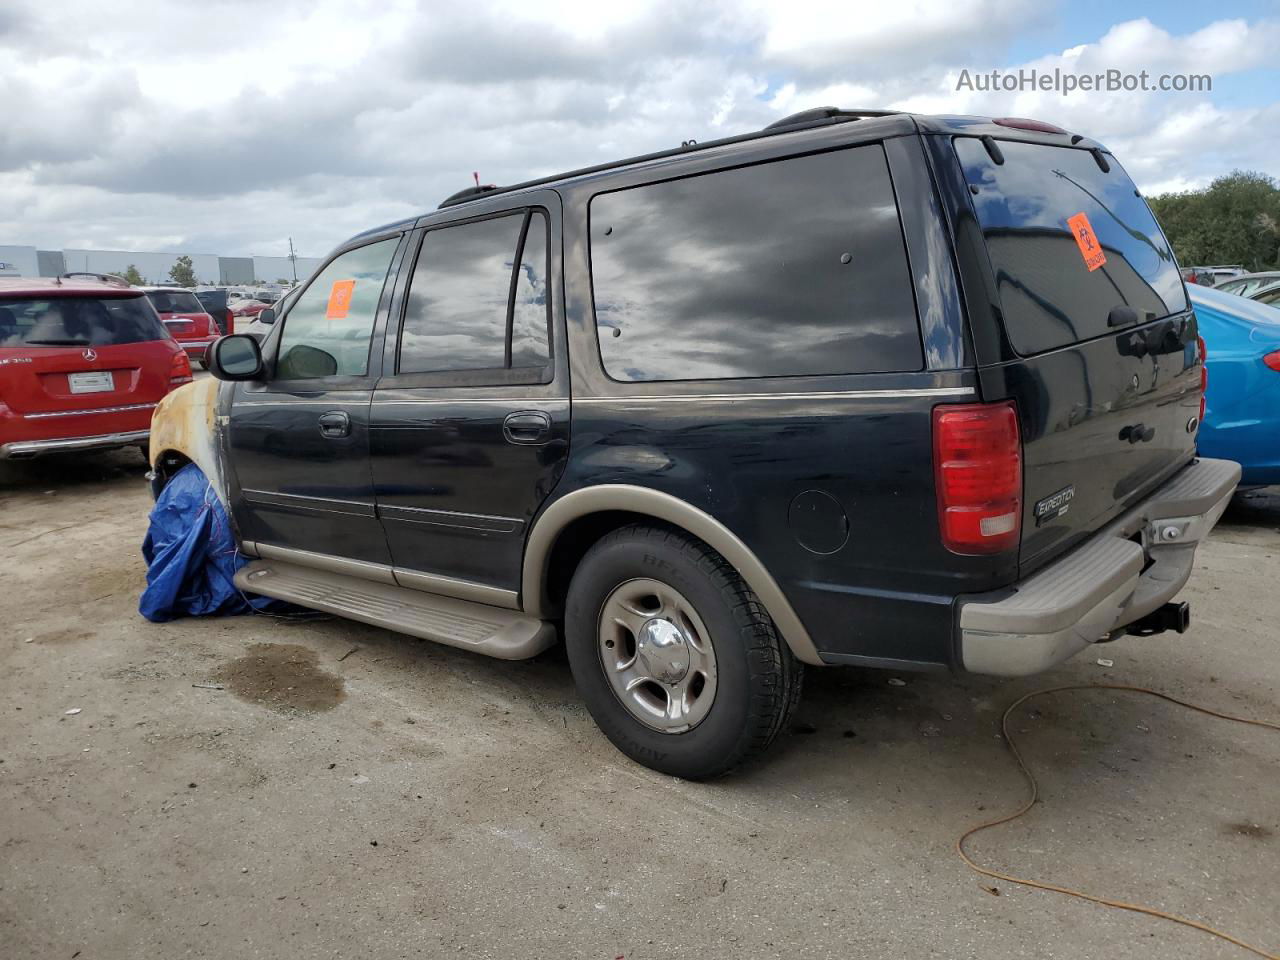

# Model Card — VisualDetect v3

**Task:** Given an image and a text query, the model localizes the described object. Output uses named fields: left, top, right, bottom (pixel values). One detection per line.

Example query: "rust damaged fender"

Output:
left=148, top=377, right=231, bottom=505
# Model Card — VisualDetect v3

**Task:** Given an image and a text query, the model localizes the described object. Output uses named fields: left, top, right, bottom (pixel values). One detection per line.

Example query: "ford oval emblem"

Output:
left=83, top=348, right=97, bottom=362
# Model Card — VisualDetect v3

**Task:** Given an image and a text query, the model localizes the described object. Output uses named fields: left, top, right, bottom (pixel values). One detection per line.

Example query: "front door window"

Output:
left=275, top=238, right=399, bottom=380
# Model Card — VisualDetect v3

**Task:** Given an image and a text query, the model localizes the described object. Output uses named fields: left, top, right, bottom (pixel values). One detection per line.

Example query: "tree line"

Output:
left=1148, top=171, right=1280, bottom=271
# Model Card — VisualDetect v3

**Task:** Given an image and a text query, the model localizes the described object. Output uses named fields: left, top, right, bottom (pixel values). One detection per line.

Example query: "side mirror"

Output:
left=207, top=334, right=264, bottom=381
left=258, top=307, right=277, bottom=325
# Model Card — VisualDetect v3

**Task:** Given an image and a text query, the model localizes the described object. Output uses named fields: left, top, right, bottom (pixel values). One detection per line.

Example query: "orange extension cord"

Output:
left=956, top=683, right=1280, bottom=959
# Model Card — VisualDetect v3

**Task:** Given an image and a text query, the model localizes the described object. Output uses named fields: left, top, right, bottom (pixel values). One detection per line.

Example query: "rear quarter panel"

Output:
left=548, top=130, right=1002, bottom=670
left=1194, top=293, right=1280, bottom=484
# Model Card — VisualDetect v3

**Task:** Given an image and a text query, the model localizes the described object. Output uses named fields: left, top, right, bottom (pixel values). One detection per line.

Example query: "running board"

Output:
left=234, top=559, right=556, bottom=660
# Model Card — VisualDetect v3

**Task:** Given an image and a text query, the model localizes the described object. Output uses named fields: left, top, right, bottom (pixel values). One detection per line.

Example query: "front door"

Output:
left=370, top=196, right=569, bottom=604
left=227, top=234, right=405, bottom=567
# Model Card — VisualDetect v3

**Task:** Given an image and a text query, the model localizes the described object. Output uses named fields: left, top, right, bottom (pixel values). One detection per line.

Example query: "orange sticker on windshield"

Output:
left=326, top=279, right=355, bottom=319
left=1067, top=212, right=1107, bottom=272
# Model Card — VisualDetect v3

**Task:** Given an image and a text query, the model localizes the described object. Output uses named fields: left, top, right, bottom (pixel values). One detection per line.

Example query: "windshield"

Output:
left=0, top=295, right=170, bottom=347
left=146, top=290, right=204, bottom=314
left=956, top=138, right=1188, bottom=356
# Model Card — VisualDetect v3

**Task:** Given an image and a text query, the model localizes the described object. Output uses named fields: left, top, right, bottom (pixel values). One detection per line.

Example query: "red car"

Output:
left=0, top=275, right=192, bottom=460
left=138, top=286, right=220, bottom=365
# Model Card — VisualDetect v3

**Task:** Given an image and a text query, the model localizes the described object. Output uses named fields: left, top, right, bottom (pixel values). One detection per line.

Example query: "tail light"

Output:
left=1263, top=350, right=1280, bottom=373
left=169, top=351, right=193, bottom=387
left=1198, top=336, right=1208, bottom=424
left=933, top=401, right=1022, bottom=555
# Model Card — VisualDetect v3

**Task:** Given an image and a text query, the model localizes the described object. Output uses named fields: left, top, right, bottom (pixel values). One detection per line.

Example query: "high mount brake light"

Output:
left=933, top=401, right=1022, bottom=555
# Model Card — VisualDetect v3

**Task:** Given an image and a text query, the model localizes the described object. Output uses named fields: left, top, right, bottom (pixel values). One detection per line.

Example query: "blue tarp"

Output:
left=139, top=463, right=274, bottom=622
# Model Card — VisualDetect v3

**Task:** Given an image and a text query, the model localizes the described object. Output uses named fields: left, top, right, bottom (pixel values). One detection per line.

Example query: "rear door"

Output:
left=195, top=289, right=230, bottom=336
left=226, top=235, right=405, bottom=566
left=0, top=294, right=176, bottom=419
left=369, top=193, right=569, bottom=603
left=948, top=136, right=1200, bottom=571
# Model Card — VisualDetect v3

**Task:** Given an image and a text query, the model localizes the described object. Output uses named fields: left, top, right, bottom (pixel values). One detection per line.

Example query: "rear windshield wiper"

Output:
left=23, top=338, right=93, bottom=345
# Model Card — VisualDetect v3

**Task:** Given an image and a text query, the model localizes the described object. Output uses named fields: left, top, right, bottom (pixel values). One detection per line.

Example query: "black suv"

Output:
left=164, top=107, right=1238, bottom=778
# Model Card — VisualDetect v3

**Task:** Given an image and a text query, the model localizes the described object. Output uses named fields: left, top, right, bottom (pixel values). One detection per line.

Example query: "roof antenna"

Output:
left=473, top=171, right=480, bottom=188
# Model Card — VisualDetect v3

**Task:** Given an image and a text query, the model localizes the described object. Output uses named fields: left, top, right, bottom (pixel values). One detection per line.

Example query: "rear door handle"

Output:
left=318, top=411, right=351, bottom=439
left=503, top=410, right=552, bottom=445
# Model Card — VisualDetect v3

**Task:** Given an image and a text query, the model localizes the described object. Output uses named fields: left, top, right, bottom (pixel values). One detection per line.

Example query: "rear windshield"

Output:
left=955, top=138, right=1188, bottom=356
left=146, top=290, right=205, bottom=314
left=0, top=296, right=170, bottom=347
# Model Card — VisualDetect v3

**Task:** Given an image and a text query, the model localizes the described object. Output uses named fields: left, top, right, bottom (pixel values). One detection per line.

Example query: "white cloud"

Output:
left=0, top=2, right=1276, bottom=259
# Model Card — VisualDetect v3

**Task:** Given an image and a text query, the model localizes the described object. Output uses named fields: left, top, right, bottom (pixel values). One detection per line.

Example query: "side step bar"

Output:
left=234, top=559, right=556, bottom=660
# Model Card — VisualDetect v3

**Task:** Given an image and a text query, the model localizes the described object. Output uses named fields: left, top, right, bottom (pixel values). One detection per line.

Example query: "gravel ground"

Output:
left=1, top=450, right=1277, bottom=960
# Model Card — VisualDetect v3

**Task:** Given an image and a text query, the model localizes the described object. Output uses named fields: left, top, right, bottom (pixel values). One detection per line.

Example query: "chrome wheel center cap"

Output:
left=635, top=618, right=691, bottom=684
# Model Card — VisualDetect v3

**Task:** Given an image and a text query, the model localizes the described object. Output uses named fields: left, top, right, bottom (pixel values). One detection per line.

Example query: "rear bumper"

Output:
left=0, top=428, right=150, bottom=459
left=958, top=457, right=1241, bottom=676
left=179, top=339, right=216, bottom=360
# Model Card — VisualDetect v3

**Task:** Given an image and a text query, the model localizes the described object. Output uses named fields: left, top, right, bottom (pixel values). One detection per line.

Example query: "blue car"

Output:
left=1190, top=284, right=1280, bottom=486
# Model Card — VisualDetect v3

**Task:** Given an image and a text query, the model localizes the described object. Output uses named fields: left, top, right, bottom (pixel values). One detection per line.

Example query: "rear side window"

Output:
left=955, top=138, right=1188, bottom=356
left=275, top=237, right=399, bottom=380
left=398, top=210, right=551, bottom=375
left=589, top=145, right=921, bottom=382
left=0, top=296, right=169, bottom=347
left=146, top=290, right=204, bottom=314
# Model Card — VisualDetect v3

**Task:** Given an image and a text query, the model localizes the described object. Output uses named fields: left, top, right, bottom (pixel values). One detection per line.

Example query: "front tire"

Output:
left=564, top=524, right=802, bottom=779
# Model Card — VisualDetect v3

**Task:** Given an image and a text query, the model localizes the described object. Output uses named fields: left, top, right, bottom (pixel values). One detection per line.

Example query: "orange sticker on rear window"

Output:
left=1066, top=212, right=1107, bottom=272
left=326, top=279, right=355, bottom=319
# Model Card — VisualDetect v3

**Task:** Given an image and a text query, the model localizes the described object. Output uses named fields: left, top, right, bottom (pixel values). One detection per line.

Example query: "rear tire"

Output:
left=564, top=524, right=802, bottom=779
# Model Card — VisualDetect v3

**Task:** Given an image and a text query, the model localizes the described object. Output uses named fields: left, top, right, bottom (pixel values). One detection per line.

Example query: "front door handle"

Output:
left=503, top=410, right=552, bottom=445
left=318, top=411, right=351, bottom=439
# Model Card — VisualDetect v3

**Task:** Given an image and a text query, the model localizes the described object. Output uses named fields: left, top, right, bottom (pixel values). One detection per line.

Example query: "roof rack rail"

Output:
left=440, top=184, right=500, bottom=206
left=60, top=271, right=133, bottom=287
left=437, top=106, right=906, bottom=210
left=763, top=106, right=900, bottom=131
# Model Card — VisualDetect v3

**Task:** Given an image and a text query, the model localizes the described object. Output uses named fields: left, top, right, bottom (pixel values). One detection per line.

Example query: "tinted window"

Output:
left=955, top=138, right=1188, bottom=356
left=195, top=289, right=228, bottom=310
left=398, top=211, right=551, bottom=374
left=511, top=213, right=550, bottom=367
left=400, top=215, right=522, bottom=373
left=0, top=295, right=169, bottom=347
left=276, top=238, right=398, bottom=380
left=146, top=290, right=204, bottom=314
left=589, top=146, right=921, bottom=382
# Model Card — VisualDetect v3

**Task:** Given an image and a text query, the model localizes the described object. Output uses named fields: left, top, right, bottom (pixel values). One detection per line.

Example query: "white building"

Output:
left=61, top=249, right=222, bottom=285
left=0, top=244, right=324, bottom=286
left=0, top=245, right=41, bottom=278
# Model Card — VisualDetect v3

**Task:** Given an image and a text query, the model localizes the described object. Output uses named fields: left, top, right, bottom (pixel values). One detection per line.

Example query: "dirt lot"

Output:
left=1, top=450, right=1277, bottom=960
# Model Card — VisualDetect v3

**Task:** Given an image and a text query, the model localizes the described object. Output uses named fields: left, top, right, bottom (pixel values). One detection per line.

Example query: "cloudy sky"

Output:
left=1, top=0, right=1276, bottom=260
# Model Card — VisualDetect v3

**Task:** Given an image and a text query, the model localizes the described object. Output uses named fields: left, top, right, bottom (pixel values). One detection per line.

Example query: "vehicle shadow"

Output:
left=0, top=447, right=149, bottom=493
left=1218, top=485, right=1280, bottom=530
